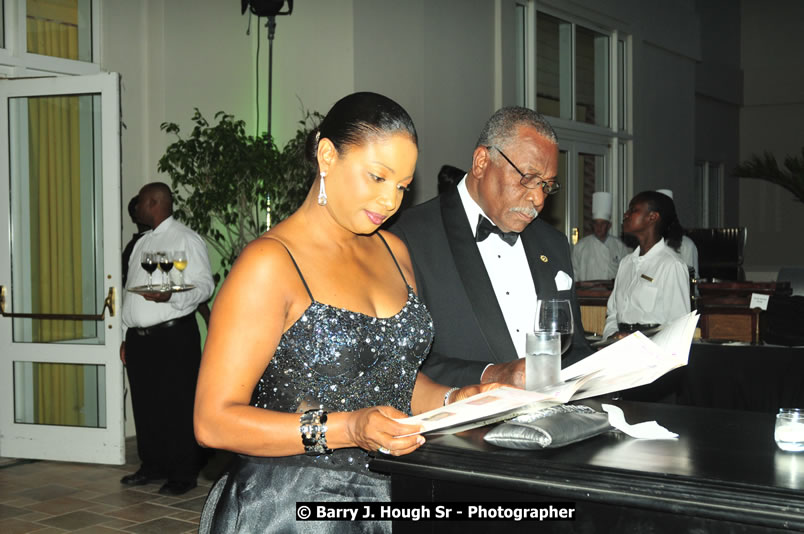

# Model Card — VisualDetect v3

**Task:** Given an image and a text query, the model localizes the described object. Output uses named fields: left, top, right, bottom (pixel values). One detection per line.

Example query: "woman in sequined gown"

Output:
left=194, top=92, right=498, bottom=533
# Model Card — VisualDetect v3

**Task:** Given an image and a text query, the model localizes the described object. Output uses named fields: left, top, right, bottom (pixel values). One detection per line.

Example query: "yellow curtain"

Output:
left=32, top=363, right=86, bottom=426
left=28, top=95, right=83, bottom=344
left=25, top=9, right=86, bottom=426
left=26, top=1, right=79, bottom=60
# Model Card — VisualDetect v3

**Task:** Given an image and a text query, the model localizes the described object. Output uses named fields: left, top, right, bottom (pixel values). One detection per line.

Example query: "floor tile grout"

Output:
left=0, top=438, right=229, bottom=534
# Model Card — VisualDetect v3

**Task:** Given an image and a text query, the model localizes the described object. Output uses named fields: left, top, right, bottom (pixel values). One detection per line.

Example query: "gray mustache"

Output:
left=509, top=206, right=539, bottom=219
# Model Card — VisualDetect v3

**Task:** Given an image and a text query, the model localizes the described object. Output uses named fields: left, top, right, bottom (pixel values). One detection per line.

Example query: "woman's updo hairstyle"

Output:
left=631, top=190, right=684, bottom=251
left=304, top=92, right=418, bottom=169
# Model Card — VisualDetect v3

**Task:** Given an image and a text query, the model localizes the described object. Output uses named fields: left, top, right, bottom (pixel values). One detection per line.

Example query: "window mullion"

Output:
left=559, top=20, right=573, bottom=120
left=610, top=29, right=619, bottom=133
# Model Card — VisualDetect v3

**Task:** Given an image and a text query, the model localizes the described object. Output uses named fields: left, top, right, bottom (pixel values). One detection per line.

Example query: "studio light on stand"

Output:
left=241, top=0, right=293, bottom=138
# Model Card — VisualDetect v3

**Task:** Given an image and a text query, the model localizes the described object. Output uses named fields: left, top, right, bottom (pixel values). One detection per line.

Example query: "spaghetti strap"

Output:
left=265, top=237, right=314, bottom=301
left=377, top=233, right=409, bottom=287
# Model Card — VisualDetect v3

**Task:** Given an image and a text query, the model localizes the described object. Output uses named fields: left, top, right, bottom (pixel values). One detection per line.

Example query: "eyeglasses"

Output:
left=487, top=146, right=560, bottom=195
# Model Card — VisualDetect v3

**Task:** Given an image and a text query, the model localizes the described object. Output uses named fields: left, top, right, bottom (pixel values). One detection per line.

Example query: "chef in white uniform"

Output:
left=572, top=192, right=632, bottom=281
left=602, top=191, right=691, bottom=340
left=656, top=189, right=699, bottom=279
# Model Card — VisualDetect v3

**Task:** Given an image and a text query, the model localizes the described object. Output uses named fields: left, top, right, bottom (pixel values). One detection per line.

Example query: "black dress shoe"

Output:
left=158, top=480, right=197, bottom=496
left=120, top=469, right=162, bottom=486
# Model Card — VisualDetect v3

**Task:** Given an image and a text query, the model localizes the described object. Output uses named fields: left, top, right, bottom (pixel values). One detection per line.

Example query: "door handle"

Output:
left=571, top=227, right=579, bottom=245
left=0, top=285, right=116, bottom=320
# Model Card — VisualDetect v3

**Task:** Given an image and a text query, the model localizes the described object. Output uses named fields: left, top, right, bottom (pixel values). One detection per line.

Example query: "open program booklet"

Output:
left=395, top=311, right=700, bottom=436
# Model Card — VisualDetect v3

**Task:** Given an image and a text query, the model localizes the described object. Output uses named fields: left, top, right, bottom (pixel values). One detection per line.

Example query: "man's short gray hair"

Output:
left=475, top=107, right=557, bottom=150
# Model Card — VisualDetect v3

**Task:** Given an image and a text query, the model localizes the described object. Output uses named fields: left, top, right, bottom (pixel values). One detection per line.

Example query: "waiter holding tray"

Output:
left=120, top=181, right=215, bottom=496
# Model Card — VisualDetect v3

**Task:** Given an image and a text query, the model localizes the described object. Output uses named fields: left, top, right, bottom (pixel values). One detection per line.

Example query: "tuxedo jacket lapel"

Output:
left=439, top=190, right=517, bottom=364
left=521, top=223, right=557, bottom=300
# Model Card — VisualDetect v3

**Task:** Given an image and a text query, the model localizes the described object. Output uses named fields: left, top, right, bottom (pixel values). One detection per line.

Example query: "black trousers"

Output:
left=125, top=314, right=205, bottom=483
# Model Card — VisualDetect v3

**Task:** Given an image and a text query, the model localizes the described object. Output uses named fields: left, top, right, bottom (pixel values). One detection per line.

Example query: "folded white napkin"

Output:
left=601, top=403, right=679, bottom=440
left=554, top=270, right=573, bottom=291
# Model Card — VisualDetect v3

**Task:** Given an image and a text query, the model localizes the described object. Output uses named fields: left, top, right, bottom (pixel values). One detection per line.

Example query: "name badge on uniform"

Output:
left=641, top=274, right=654, bottom=282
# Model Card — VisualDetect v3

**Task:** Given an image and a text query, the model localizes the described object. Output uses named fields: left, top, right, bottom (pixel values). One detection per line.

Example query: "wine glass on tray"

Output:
left=156, top=251, right=173, bottom=291
left=173, top=250, right=187, bottom=289
left=140, top=251, right=157, bottom=289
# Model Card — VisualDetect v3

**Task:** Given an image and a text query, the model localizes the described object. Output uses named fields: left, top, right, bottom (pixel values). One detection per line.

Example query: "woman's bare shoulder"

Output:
left=378, top=230, right=410, bottom=260
left=378, top=229, right=416, bottom=289
left=218, top=234, right=304, bottom=302
left=233, top=235, right=293, bottom=273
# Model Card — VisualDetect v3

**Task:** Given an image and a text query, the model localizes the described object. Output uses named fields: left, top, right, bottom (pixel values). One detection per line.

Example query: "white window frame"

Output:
left=511, top=0, right=633, bottom=237
left=0, top=0, right=101, bottom=76
left=696, top=160, right=724, bottom=228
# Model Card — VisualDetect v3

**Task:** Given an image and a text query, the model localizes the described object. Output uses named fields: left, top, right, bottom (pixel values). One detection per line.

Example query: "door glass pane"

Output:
left=14, top=361, right=106, bottom=428
left=26, top=0, right=93, bottom=62
left=576, top=26, right=609, bottom=127
left=536, top=12, right=571, bottom=120
left=578, top=153, right=605, bottom=239
left=540, top=149, right=568, bottom=234
left=8, top=93, right=105, bottom=345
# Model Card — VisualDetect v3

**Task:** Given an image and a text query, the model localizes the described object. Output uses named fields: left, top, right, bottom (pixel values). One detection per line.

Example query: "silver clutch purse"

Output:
left=483, top=404, right=612, bottom=450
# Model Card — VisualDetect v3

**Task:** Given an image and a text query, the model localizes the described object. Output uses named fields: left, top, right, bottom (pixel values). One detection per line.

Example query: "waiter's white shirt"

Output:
left=122, top=216, right=215, bottom=336
left=678, top=236, right=699, bottom=278
left=572, top=234, right=631, bottom=281
left=458, top=178, right=537, bottom=360
left=602, top=238, right=690, bottom=339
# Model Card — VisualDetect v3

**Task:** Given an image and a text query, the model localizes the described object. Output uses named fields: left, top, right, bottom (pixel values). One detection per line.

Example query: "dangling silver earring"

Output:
left=317, top=171, right=328, bottom=206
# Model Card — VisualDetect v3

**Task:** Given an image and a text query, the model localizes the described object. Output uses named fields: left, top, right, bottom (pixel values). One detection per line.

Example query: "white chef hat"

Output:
left=592, top=191, right=613, bottom=221
left=656, top=189, right=674, bottom=200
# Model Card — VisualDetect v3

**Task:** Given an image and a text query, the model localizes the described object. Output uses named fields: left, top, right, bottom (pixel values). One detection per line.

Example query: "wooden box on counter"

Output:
left=696, top=281, right=792, bottom=343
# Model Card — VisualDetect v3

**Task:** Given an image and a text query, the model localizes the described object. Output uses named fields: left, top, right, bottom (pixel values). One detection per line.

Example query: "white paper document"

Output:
left=396, top=311, right=700, bottom=436
left=601, top=403, right=678, bottom=439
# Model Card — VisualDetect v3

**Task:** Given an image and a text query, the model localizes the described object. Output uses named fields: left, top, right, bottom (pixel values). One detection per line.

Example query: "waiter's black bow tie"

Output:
left=475, top=215, right=519, bottom=246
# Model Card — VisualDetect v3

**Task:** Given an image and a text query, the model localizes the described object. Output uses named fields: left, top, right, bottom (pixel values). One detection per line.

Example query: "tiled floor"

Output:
left=0, top=438, right=230, bottom=533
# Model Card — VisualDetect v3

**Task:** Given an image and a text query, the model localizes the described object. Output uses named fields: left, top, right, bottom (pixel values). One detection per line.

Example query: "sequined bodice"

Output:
left=251, top=284, right=433, bottom=415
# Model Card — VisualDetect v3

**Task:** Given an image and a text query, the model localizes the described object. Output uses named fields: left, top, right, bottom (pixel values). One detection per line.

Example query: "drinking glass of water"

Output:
left=525, top=331, right=561, bottom=391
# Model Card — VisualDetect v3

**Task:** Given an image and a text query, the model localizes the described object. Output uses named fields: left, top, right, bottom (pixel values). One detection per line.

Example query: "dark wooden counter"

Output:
left=371, top=400, right=804, bottom=533
left=623, top=342, right=804, bottom=412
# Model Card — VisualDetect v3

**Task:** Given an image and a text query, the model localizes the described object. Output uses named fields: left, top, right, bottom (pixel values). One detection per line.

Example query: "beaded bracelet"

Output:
left=443, top=387, right=460, bottom=406
left=299, top=408, right=333, bottom=456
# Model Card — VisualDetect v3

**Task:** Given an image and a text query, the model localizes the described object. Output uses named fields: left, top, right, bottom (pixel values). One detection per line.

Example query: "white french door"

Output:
left=0, top=72, right=124, bottom=464
left=540, top=140, right=610, bottom=245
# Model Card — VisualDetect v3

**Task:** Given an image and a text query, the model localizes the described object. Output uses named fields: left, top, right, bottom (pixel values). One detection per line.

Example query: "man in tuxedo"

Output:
left=390, top=107, right=591, bottom=387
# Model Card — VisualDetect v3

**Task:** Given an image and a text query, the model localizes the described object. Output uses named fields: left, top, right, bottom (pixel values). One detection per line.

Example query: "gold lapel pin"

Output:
left=540, top=255, right=548, bottom=263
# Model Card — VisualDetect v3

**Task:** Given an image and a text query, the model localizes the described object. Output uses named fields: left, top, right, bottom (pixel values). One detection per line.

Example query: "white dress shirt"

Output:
left=122, top=216, right=215, bottom=336
left=602, top=238, right=690, bottom=339
left=572, top=234, right=631, bottom=281
left=457, top=178, right=537, bottom=360
left=678, top=235, right=699, bottom=278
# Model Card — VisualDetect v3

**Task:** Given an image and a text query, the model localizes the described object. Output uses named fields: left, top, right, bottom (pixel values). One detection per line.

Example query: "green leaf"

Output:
left=733, top=147, right=804, bottom=204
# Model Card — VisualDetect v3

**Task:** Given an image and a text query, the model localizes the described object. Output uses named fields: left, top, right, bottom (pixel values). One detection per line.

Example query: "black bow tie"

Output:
left=475, top=215, right=519, bottom=246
